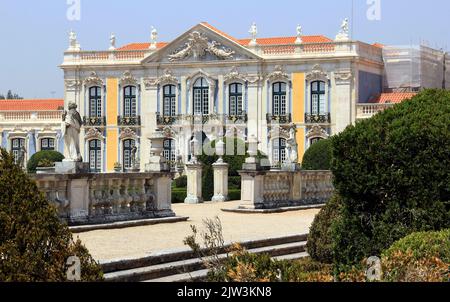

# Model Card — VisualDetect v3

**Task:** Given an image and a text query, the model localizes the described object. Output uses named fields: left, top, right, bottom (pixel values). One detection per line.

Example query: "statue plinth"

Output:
left=55, top=161, right=89, bottom=174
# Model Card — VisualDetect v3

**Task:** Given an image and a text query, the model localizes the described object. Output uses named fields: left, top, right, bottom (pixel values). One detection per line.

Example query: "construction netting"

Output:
left=383, top=45, right=446, bottom=90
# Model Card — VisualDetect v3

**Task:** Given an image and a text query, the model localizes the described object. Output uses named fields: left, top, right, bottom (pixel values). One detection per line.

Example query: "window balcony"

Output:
left=266, top=113, right=292, bottom=124
left=118, top=116, right=141, bottom=127
left=305, top=113, right=331, bottom=124
left=156, top=113, right=180, bottom=126
left=83, top=116, right=107, bottom=127
left=226, top=112, right=248, bottom=124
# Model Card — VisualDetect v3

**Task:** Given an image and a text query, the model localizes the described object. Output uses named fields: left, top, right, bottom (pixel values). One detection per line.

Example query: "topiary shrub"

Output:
left=27, top=150, right=64, bottom=173
left=381, top=229, right=450, bottom=282
left=0, top=148, right=103, bottom=281
left=307, top=195, right=343, bottom=264
left=331, top=89, right=450, bottom=266
left=302, top=139, right=332, bottom=170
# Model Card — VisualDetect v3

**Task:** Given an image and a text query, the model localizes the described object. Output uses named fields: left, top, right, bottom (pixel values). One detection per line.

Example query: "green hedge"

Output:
left=302, top=139, right=332, bottom=170
left=229, top=176, right=241, bottom=189
left=174, top=175, right=187, bottom=188
left=331, top=89, right=450, bottom=266
left=172, top=188, right=187, bottom=204
left=228, top=189, right=241, bottom=201
left=27, top=150, right=64, bottom=173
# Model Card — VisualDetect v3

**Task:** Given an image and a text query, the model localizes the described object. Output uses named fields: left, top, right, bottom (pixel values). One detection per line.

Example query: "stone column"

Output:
left=212, top=162, right=228, bottom=202
left=184, top=163, right=203, bottom=204
left=154, top=173, right=176, bottom=217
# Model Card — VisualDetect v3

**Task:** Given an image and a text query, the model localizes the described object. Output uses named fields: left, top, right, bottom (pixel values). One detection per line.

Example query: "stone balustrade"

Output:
left=239, top=169, right=334, bottom=210
left=32, top=172, right=175, bottom=225
left=0, top=111, right=62, bottom=122
left=356, top=103, right=394, bottom=119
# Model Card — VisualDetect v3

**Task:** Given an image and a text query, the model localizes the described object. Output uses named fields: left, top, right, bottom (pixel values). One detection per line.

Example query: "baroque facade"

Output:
left=61, top=22, right=388, bottom=173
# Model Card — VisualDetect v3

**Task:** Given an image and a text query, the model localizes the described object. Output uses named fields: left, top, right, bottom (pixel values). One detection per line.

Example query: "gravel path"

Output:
left=75, top=201, right=319, bottom=262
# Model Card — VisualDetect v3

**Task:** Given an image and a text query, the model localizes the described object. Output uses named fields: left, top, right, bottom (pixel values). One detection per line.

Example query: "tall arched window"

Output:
left=311, top=81, right=326, bottom=115
left=123, top=139, right=136, bottom=169
left=89, top=139, right=102, bottom=172
left=193, top=78, right=209, bottom=115
left=229, top=83, right=243, bottom=116
left=272, top=138, right=287, bottom=165
left=41, top=138, right=55, bottom=151
left=11, top=138, right=25, bottom=163
left=163, top=139, right=176, bottom=164
left=123, top=86, right=137, bottom=117
left=310, top=137, right=323, bottom=145
left=89, top=86, right=102, bottom=118
left=273, top=82, right=287, bottom=116
left=163, top=85, right=176, bottom=117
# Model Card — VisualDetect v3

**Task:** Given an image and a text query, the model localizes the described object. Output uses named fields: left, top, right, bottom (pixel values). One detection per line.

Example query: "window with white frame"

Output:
left=163, top=139, right=176, bottom=164
left=273, top=82, right=287, bottom=116
left=89, top=86, right=102, bottom=117
left=89, top=139, right=102, bottom=172
left=41, top=138, right=55, bottom=151
left=163, top=85, right=176, bottom=117
left=229, top=83, right=243, bottom=116
left=272, top=138, right=287, bottom=165
left=311, top=81, right=326, bottom=115
left=11, top=138, right=25, bottom=163
left=122, top=139, right=136, bottom=169
left=123, top=86, right=137, bottom=117
left=193, top=78, right=209, bottom=115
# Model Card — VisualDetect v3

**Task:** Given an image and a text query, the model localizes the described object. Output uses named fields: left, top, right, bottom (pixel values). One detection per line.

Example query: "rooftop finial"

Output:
left=150, top=26, right=158, bottom=50
left=67, top=29, right=81, bottom=51
left=109, top=33, right=116, bottom=51
left=248, top=22, right=258, bottom=46
left=295, top=24, right=303, bottom=44
left=335, top=18, right=350, bottom=41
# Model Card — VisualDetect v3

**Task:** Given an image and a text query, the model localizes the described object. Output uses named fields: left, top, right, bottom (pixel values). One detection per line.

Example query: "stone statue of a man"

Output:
left=287, top=127, right=298, bottom=164
left=62, top=102, right=82, bottom=162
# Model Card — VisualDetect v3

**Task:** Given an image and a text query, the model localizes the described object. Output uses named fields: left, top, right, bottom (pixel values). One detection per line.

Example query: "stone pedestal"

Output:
left=55, top=161, right=89, bottom=174
left=238, top=170, right=266, bottom=209
left=184, top=163, right=203, bottom=204
left=212, top=162, right=229, bottom=202
left=154, top=174, right=176, bottom=217
left=146, top=129, right=170, bottom=172
left=67, top=178, right=90, bottom=223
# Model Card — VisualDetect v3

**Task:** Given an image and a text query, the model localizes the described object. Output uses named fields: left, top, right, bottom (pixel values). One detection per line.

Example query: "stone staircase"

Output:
left=101, top=234, right=309, bottom=282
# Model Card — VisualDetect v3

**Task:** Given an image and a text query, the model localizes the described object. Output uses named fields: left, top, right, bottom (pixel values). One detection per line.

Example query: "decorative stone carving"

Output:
left=286, top=126, right=298, bottom=164
left=335, top=18, right=350, bottom=41
left=268, top=126, right=290, bottom=140
left=85, top=128, right=105, bottom=141
left=120, top=71, right=138, bottom=86
left=62, top=102, right=82, bottom=162
left=84, top=71, right=103, bottom=87
left=306, top=125, right=329, bottom=139
left=156, top=69, right=178, bottom=86
left=168, top=31, right=235, bottom=62
left=67, top=30, right=81, bottom=51
left=266, top=65, right=289, bottom=82
left=119, top=128, right=138, bottom=140
left=143, top=77, right=158, bottom=89
left=334, top=71, right=353, bottom=84
left=248, top=22, right=258, bottom=46
left=224, top=66, right=247, bottom=83
left=65, top=80, right=82, bottom=91
left=306, top=64, right=329, bottom=82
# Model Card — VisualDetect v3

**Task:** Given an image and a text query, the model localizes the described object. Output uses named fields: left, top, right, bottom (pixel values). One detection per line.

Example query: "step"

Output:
left=145, top=269, right=209, bottom=283
left=273, top=252, right=309, bottom=261
left=104, top=241, right=307, bottom=282
left=101, top=233, right=308, bottom=273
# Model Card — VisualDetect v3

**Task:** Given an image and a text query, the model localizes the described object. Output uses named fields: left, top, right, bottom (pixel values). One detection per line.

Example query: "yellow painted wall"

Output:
left=292, top=73, right=305, bottom=162
left=106, top=78, right=118, bottom=171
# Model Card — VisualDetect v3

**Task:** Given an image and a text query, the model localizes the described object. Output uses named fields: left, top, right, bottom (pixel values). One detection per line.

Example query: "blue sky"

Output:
left=0, top=0, right=448, bottom=98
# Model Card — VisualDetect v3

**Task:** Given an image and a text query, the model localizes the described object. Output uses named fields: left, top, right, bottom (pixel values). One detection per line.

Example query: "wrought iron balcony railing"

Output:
left=305, top=113, right=331, bottom=124
left=156, top=114, right=180, bottom=126
left=226, top=112, right=248, bottom=124
left=118, top=116, right=141, bottom=126
left=83, top=116, right=107, bottom=127
left=266, top=113, right=292, bottom=124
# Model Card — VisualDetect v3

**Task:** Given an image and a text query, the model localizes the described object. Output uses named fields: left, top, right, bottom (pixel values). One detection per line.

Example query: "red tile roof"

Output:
left=118, top=23, right=333, bottom=51
left=369, top=93, right=417, bottom=104
left=373, top=43, right=385, bottom=49
left=0, top=99, right=64, bottom=111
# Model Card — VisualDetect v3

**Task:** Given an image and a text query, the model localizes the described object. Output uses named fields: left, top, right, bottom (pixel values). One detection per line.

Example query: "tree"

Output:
left=0, top=148, right=103, bottom=281
left=4, top=90, right=22, bottom=100
left=302, top=139, right=332, bottom=170
left=330, top=89, right=450, bottom=266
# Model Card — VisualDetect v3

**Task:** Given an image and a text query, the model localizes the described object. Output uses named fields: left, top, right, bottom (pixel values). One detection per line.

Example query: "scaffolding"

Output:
left=383, top=45, right=446, bottom=91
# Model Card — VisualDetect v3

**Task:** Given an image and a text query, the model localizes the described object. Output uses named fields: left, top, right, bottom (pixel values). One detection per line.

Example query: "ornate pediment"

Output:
left=85, top=128, right=105, bottom=141
left=306, top=65, right=329, bottom=82
left=266, top=65, right=290, bottom=82
left=268, top=125, right=290, bottom=140
left=120, top=71, right=138, bottom=86
left=119, top=128, right=138, bottom=140
left=156, top=69, right=178, bottom=86
left=306, top=125, right=329, bottom=139
left=84, top=72, right=103, bottom=87
left=224, top=66, right=247, bottom=83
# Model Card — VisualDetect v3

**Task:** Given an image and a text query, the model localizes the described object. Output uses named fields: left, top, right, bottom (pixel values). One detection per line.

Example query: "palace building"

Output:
left=1, top=21, right=449, bottom=172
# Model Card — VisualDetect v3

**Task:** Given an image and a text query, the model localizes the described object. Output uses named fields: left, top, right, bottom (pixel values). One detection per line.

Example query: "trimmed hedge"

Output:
left=172, top=188, right=187, bottom=204
left=302, top=139, right=332, bottom=170
left=331, top=89, right=450, bottom=266
left=307, top=195, right=343, bottom=264
left=174, top=175, right=187, bottom=188
left=0, top=149, right=103, bottom=281
left=382, top=229, right=450, bottom=282
left=228, top=189, right=241, bottom=201
left=27, top=150, right=64, bottom=173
